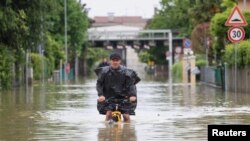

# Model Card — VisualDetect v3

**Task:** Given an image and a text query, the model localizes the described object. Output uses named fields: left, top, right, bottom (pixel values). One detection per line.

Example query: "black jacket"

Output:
left=95, top=65, right=140, bottom=99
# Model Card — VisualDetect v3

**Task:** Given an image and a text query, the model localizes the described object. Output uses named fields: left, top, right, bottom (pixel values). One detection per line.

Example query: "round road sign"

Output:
left=175, top=46, right=182, bottom=54
left=227, top=27, right=245, bottom=43
left=183, top=38, right=192, bottom=48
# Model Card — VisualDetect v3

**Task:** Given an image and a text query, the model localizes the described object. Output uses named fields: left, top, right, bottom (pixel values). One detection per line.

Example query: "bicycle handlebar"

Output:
left=105, top=97, right=129, bottom=103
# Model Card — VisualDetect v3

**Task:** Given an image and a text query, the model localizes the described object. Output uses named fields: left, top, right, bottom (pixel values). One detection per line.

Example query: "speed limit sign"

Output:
left=227, top=27, right=245, bottom=43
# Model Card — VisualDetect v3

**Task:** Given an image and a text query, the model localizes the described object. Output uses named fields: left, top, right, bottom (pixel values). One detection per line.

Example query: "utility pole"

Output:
left=243, top=0, right=247, bottom=10
left=168, top=31, right=173, bottom=84
left=64, top=0, right=68, bottom=82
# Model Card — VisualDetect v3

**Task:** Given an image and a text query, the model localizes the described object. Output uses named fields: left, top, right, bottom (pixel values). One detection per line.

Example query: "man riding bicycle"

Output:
left=95, top=52, right=140, bottom=122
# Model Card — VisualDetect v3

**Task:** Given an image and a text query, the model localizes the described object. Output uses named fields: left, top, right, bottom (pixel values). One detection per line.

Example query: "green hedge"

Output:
left=224, top=40, right=250, bottom=68
left=172, top=61, right=183, bottom=82
left=30, top=53, right=51, bottom=80
left=0, top=46, right=14, bottom=89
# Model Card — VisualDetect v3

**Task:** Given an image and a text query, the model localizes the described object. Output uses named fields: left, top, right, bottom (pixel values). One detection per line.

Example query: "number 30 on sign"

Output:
left=227, top=27, right=245, bottom=43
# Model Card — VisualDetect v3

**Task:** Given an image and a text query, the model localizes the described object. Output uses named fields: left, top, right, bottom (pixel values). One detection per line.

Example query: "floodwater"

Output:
left=1, top=77, right=250, bottom=141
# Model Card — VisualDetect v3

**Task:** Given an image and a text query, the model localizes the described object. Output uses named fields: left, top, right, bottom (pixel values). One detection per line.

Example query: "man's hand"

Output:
left=129, top=96, right=136, bottom=102
left=97, top=96, right=105, bottom=102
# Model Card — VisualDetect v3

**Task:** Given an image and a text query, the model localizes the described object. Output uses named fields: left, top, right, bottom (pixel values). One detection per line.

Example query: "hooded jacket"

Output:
left=95, top=65, right=140, bottom=99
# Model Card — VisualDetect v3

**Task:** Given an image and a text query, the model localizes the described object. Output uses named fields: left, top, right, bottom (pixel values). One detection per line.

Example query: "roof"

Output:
left=88, top=25, right=142, bottom=40
left=88, top=25, right=142, bottom=32
left=94, top=16, right=146, bottom=23
left=91, top=16, right=148, bottom=28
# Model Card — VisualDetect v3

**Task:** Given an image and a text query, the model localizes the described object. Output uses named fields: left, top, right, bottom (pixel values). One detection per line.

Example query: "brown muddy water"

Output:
left=0, top=78, right=250, bottom=141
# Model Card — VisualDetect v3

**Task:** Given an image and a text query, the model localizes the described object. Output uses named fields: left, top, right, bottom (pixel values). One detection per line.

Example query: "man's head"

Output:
left=109, top=53, right=121, bottom=69
left=103, top=57, right=108, bottom=62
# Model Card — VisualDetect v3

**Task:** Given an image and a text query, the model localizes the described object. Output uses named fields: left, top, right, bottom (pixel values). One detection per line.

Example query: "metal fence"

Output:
left=226, top=67, right=250, bottom=93
left=200, top=66, right=250, bottom=93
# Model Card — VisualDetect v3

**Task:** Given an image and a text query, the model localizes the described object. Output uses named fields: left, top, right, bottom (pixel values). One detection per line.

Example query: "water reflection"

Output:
left=0, top=87, right=35, bottom=141
left=98, top=123, right=137, bottom=141
left=1, top=78, right=250, bottom=141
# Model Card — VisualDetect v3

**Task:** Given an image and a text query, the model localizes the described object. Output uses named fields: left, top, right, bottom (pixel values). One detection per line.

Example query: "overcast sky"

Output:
left=81, top=0, right=161, bottom=18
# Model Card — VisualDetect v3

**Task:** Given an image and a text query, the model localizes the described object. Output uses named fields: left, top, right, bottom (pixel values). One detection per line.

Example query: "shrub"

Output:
left=0, top=46, right=14, bottom=89
left=224, top=40, right=250, bottom=68
left=172, top=61, right=183, bottom=82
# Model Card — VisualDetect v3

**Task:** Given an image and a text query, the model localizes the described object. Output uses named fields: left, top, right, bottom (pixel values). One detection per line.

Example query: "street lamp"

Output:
left=64, top=0, right=68, bottom=81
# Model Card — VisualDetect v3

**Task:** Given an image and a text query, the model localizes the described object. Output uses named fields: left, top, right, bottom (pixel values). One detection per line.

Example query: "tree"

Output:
left=208, top=0, right=250, bottom=64
left=148, top=0, right=192, bottom=37
left=0, top=0, right=89, bottom=89
left=47, top=0, right=89, bottom=74
left=145, top=0, right=223, bottom=65
left=0, top=0, right=29, bottom=87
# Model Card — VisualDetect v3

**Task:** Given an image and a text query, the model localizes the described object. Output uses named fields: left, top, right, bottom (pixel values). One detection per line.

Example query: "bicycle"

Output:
left=101, top=97, right=136, bottom=123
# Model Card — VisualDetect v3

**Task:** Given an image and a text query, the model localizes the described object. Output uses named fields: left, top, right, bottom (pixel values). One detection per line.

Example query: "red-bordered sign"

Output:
left=65, top=63, right=70, bottom=74
left=227, top=27, right=245, bottom=43
left=182, top=38, right=192, bottom=48
left=175, top=46, right=182, bottom=54
left=225, top=6, right=248, bottom=27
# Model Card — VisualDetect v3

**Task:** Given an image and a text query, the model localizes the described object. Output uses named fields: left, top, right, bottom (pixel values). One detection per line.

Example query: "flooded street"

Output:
left=1, top=77, right=250, bottom=141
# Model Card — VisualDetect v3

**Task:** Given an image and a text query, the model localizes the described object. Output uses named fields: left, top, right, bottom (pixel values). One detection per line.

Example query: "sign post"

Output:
left=182, top=38, right=196, bottom=85
left=225, top=5, right=248, bottom=93
left=183, top=38, right=192, bottom=59
left=66, top=63, right=70, bottom=75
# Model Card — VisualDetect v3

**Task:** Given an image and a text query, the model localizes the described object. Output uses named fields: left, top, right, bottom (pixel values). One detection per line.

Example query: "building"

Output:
left=91, top=14, right=148, bottom=28
left=237, top=0, right=250, bottom=10
left=88, top=15, right=149, bottom=48
left=88, top=15, right=149, bottom=71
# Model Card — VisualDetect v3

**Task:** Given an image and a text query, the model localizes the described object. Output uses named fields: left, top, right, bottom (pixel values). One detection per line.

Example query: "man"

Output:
left=98, top=57, right=109, bottom=68
left=96, top=52, right=140, bottom=122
